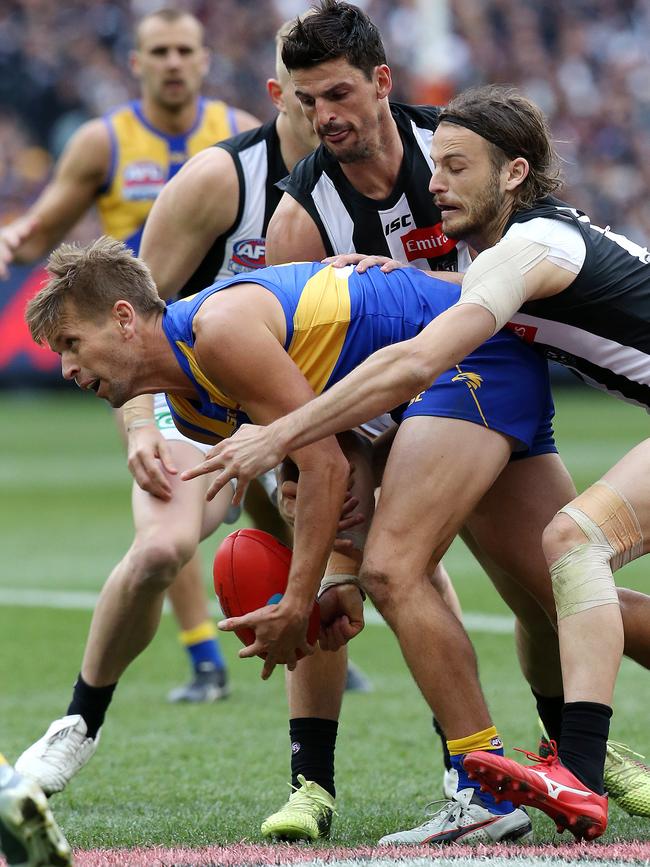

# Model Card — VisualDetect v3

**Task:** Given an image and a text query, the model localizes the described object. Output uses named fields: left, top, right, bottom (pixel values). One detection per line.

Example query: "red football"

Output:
left=213, top=528, right=320, bottom=658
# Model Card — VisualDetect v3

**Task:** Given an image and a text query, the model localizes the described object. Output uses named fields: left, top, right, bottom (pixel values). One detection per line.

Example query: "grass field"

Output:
left=1, top=385, right=650, bottom=860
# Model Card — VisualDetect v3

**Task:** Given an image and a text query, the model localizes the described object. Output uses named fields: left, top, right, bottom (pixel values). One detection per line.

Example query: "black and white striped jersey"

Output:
left=503, top=197, right=650, bottom=410
left=180, top=119, right=287, bottom=297
left=278, top=102, right=467, bottom=271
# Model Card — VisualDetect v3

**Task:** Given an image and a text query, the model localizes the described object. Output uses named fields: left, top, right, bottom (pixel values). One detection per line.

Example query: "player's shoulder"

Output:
left=57, top=117, right=111, bottom=173
left=277, top=146, right=325, bottom=196
left=217, top=119, right=274, bottom=158
left=389, top=101, right=442, bottom=132
left=203, top=98, right=259, bottom=132
left=182, top=144, right=238, bottom=181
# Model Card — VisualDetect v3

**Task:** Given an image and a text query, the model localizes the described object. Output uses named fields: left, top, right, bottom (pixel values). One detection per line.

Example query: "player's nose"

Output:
left=61, top=354, right=79, bottom=381
left=429, top=167, right=446, bottom=195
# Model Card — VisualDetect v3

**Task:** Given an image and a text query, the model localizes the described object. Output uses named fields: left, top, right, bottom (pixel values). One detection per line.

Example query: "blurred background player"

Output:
left=0, top=753, right=72, bottom=867
left=0, top=7, right=259, bottom=709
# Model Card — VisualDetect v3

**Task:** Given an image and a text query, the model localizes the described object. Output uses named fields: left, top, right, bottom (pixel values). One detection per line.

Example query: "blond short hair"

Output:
left=26, top=236, right=165, bottom=345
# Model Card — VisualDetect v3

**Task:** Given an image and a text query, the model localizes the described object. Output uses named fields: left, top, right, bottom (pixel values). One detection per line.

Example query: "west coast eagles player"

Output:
left=0, top=7, right=258, bottom=766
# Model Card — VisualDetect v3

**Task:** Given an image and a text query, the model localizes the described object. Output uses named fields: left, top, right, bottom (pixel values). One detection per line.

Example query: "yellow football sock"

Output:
left=447, top=725, right=503, bottom=756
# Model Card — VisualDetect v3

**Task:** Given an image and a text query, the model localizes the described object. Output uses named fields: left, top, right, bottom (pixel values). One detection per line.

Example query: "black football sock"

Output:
left=559, top=701, right=612, bottom=795
left=289, top=717, right=337, bottom=798
left=433, top=715, right=452, bottom=771
left=67, top=673, right=117, bottom=739
left=532, top=688, right=564, bottom=746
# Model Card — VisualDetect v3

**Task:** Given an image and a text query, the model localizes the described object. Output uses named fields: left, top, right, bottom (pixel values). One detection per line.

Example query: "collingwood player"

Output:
left=186, top=81, right=650, bottom=840
left=256, top=0, right=566, bottom=845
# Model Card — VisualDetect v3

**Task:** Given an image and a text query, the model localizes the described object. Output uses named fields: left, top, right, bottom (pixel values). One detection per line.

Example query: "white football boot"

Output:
left=442, top=768, right=458, bottom=799
left=15, top=716, right=99, bottom=796
left=378, top=787, right=533, bottom=846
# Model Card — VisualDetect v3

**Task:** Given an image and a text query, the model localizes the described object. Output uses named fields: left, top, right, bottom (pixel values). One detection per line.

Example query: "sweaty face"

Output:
left=291, top=58, right=384, bottom=163
left=50, top=306, right=135, bottom=408
left=429, top=123, right=508, bottom=241
left=132, top=16, right=208, bottom=111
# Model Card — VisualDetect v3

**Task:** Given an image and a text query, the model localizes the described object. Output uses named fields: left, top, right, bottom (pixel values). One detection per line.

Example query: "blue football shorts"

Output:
left=391, top=329, right=557, bottom=460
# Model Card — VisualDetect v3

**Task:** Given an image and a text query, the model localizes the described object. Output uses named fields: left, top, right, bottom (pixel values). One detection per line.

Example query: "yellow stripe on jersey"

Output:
left=287, top=267, right=352, bottom=395
left=174, top=341, right=238, bottom=410
left=167, top=394, right=237, bottom=439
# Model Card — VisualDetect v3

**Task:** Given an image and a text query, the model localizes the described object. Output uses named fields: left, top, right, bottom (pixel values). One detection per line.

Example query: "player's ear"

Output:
left=505, top=157, right=529, bottom=192
left=374, top=64, right=392, bottom=100
left=199, top=46, right=210, bottom=77
left=113, top=300, right=136, bottom=337
left=267, top=78, right=284, bottom=112
left=129, top=49, right=142, bottom=80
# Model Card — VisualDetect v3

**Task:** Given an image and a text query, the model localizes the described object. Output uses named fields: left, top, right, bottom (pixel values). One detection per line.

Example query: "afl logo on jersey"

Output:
left=123, top=161, right=166, bottom=201
left=401, top=223, right=457, bottom=261
left=228, top=238, right=266, bottom=274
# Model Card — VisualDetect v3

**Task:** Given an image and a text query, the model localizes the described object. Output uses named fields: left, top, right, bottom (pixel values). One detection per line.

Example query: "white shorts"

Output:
left=154, top=392, right=214, bottom=455
left=359, top=412, right=395, bottom=440
left=153, top=393, right=240, bottom=523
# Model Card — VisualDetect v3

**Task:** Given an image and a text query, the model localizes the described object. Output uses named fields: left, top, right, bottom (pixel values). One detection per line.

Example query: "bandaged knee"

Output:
left=551, top=480, right=643, bottom=620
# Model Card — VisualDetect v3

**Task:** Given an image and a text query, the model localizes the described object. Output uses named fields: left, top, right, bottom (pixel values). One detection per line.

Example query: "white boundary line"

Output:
left=0, top=588, right=514, bottom=634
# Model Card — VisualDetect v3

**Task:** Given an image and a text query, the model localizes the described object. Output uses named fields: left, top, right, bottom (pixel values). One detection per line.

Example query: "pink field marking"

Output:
left=72, top=840, right=650, bottom=866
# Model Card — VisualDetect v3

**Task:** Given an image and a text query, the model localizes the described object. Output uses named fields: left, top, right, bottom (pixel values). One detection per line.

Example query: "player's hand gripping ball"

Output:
left=213, top=528, right=320, bottom=658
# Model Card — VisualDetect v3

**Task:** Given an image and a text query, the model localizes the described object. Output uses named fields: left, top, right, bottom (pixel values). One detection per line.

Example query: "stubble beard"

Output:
left=444, top=172, right=505, bottom=242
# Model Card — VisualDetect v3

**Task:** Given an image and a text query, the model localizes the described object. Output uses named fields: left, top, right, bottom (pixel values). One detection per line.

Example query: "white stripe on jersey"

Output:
left=312, top=173, right=355, bottom=253
left=509, top=311, right=650, bottom=389
left=238, top=140, right=268, bottom=235
left=410, top=120, right=435, bottom=169
left=215, top=139, right=269, bottom=282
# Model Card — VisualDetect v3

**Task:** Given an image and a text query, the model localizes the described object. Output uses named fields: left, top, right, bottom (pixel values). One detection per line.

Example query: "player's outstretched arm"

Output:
left=0, top=120, right=110, bottom=275
left=181, top=246, right=572, bottom=490
left=181, top=303, right=496, bottom=494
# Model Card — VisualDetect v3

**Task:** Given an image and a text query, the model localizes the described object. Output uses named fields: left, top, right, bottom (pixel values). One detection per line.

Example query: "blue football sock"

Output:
left=451, top=750, right=516, bottom=815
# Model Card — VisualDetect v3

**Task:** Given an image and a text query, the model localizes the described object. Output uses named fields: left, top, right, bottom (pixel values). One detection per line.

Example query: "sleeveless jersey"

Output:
left=502, top=197, right=650, bottom=409
left=162, top=262, right=464, bottom=441
left=181, top=119, right=287, bottom=296
left=97, top=97, right=240, bottom=253
left=278, top=102, right=467, bottom=271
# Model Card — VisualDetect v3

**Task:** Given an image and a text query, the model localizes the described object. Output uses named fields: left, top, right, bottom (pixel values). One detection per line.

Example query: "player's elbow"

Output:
left=395, top=341, right=438, bottom=396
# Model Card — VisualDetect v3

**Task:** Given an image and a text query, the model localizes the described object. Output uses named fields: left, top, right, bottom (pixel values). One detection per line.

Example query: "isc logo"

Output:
left=384, top=214, right=412, bottom=236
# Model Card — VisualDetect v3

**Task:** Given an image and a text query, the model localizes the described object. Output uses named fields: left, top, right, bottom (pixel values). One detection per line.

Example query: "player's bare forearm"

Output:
left=284, top=449, right=349, bottom=610
left=270, top=304, right=496, bottom=454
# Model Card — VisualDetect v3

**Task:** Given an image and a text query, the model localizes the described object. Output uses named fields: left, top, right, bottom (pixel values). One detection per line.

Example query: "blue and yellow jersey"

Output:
left=97, top=97, right=240, bottom=253
left=161, top=262, right=462, bottom=442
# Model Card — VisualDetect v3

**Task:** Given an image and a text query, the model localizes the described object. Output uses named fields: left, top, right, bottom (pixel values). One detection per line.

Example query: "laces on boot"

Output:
left=515, top=739, right=559, bottom=765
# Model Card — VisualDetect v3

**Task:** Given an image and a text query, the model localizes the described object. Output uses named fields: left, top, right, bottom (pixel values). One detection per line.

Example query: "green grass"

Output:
left=0, top=386, right=649, bottom=848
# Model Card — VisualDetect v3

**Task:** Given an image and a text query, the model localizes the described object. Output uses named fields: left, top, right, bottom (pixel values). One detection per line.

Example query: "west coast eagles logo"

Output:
left=451, top=371, right=483, bottom=390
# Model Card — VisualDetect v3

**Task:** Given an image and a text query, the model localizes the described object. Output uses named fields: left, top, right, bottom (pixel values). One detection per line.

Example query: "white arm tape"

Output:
left=318, top=574, right=366, bottom=601
left=457, top=237, right=551, bottom=333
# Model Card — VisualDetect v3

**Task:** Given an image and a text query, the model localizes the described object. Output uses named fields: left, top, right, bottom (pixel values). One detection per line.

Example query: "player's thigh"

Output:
left=366, top=416, right=512, bottom=577
left=601, top=438, right=650, bottom=552
left=132, top=440, right=215, bottom=547
left=463, top=452, right=577, bottom=614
